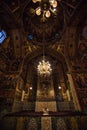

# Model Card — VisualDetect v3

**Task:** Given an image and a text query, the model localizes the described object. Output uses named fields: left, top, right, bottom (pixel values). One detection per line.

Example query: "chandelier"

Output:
left=32, top=0, right=59, bottom=19
left=37, top=57, right=52, bottom=76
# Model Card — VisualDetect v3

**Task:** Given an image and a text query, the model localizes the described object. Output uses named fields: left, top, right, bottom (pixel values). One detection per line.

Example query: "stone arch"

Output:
left=20, top=48, right=67, bottom=80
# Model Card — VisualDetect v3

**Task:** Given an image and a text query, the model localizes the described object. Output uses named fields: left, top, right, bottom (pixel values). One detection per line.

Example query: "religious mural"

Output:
left=27, top=118, right=37, bottom=130
left=78, top=22, right=87, bottom=68
left=74, top=73, right=87, bottom=111
left=78, top=40, right=87, bottom=68
left=56, top=118, right=67, bottom=130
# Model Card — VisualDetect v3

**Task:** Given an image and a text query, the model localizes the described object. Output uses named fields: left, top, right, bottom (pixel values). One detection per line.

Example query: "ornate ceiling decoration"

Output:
left=0, top=0, right=83, bottom=46
left=23, top=0, right=64, bottom=45
left=0, top=0, right=86, bottom=75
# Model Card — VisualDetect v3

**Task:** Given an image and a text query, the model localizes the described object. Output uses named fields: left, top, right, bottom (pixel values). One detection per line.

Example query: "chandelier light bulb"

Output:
left=36, top=7, right=41, bottom=16
left=49, top=0, right=55, bottom=4
left=45, top=10, right=51, bottom=18
left=32, top=0, right=41, bottom=3
left=52, top=0, right=57, bottom=8
left=53, top=8, right=56, bottom=12
left=51, top=8, right=57, bottom=15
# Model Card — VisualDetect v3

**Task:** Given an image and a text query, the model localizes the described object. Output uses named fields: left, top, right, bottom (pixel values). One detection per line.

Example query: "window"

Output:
left=0, top=30, right=7, bottom=44
left=28, top=34, right=33, bottom=40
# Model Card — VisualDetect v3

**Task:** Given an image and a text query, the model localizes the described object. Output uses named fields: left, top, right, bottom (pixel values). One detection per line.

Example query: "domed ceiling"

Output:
left=0, top=0, right=84, bottom=46
left=23, top=0, right=64, bottom=45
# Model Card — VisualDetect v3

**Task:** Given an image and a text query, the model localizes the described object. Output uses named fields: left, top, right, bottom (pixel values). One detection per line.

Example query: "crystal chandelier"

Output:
left=32, top=0, right=59, bottom=19
left=37, top=57, right=52, bottom=76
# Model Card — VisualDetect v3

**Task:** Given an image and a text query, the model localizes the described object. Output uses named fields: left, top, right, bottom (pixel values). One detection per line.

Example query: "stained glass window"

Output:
left=28, top=34, right=33, bottom=40
left=0, top=30, right=7, bottom=44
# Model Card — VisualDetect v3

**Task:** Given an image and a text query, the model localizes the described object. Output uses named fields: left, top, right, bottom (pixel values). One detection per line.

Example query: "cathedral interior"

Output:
left=0, top=0, right=87, bottom=130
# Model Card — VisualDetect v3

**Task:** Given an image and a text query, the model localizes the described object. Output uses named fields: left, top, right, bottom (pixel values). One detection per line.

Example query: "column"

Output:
left=67, top=73, right=81, bottom=111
